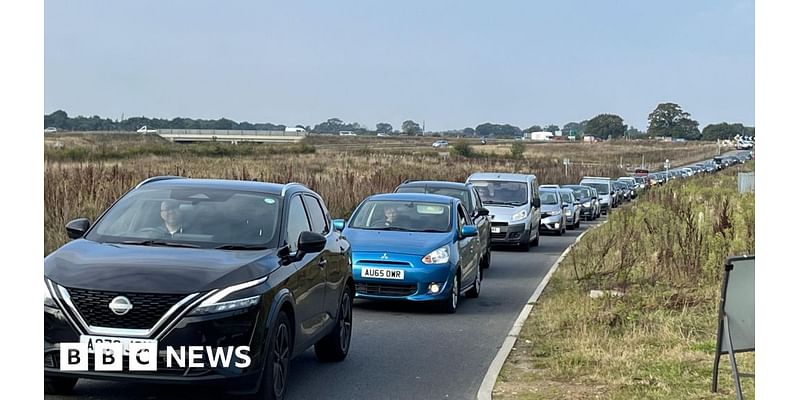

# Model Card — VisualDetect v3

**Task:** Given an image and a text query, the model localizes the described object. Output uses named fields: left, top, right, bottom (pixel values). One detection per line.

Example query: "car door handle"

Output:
left=318, top=259, right=327, bottom=268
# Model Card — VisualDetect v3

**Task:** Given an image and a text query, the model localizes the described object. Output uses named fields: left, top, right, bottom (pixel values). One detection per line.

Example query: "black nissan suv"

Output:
left=44, top=177, right=353, bottom=399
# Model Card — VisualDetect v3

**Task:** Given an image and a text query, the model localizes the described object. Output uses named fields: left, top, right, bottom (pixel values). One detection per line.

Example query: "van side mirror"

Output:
left=532, top=198, right=541, bottom=208
left=475, top=207, right=490, bottom=217
left=65, top=218, right=90, bottom=239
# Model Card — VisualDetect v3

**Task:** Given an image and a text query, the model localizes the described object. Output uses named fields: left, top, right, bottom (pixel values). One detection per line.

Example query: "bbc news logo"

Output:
left=59, top=342, right=251, bottom=371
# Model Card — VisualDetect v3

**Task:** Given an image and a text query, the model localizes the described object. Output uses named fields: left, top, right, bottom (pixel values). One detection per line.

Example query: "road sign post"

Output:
left=664, top=159, right=671, bottom=182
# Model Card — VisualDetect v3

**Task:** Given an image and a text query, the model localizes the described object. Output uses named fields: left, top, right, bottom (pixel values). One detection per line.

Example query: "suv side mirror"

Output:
left=475, top=207, right=490, bottom=217
left=298, top=231, right=326, bottom=254
left=65, top=218, right=90, bottom=239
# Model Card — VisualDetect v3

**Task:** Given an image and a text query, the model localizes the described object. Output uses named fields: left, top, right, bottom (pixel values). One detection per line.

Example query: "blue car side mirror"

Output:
left=332, top=219, right=345, bottom=231
left=460, top=225, right=478, bottom=238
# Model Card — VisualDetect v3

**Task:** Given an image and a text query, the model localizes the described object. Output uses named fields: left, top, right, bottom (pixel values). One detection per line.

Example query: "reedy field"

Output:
left=44, top=134, right=720, bottom=255
left=494, top=161, right=755, bottom=399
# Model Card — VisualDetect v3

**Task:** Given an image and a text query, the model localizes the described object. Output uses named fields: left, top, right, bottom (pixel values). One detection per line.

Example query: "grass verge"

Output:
left=494, top=162, right=755, bottom=399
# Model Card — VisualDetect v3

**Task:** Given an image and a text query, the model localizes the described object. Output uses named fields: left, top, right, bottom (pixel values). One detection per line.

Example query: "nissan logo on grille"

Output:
left=108, top=296, right=133, bottom=316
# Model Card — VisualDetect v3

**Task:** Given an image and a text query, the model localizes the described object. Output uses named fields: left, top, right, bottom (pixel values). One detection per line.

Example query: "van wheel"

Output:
left=518, top=230, right=531, bottom=251
left=532, top=231, right=540, bottom=247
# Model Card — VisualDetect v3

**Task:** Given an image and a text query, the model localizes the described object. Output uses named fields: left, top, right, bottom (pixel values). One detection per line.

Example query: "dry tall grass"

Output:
left=44, top=138, right=721, bottom=255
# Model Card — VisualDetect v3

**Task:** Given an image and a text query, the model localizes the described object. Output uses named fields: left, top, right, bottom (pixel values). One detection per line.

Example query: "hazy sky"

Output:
left=44, top=0, right=754, bottom=132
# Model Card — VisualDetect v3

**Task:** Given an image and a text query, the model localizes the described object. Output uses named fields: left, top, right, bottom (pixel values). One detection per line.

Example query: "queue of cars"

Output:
left=44, top=152, right=750, bottom=397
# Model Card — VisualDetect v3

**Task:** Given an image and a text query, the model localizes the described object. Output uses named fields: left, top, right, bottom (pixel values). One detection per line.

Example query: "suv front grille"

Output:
left=356, top=283, right=417, bottom=297
left=66, top=288, right=186, bottom=329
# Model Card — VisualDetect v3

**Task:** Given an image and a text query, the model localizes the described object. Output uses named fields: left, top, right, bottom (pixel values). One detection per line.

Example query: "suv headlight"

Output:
left=582, top=201, right=591, bottom=207
left=511, top=209, right=528, bottom=222
left=189, top=276, right=266, bottom=315
left=44, top=280, right=57, bottom=308
left=422, top=246, right=450, bottom=264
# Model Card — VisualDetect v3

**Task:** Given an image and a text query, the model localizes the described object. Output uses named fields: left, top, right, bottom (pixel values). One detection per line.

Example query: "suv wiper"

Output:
left=214, top=244, right=270, bottom=250
left=117, top=240, right=201, bottom=248
left=379, top=227, right=413, bottom=231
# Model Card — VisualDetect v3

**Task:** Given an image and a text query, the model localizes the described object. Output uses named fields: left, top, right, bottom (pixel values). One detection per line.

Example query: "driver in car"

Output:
left=157, top=200, right=185, bottom=237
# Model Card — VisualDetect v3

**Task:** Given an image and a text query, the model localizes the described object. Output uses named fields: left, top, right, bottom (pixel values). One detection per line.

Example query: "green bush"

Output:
left=450, top=140, right=474, bottom=157
left=510, top=142, right=525, bottom=159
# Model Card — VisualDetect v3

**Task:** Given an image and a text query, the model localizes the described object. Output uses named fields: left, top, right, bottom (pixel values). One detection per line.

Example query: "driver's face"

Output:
left=160, top=203, right=182, bottom=224
left=384, top=208, right=397, bottom=221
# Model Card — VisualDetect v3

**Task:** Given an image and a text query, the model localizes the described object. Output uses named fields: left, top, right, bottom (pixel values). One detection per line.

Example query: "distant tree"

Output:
left=544, top=124, right=559, bottom=133
left=675, top=118, right=701, bottom=140
left=463, top=127, right=475, bottom=136
left=585, top=114, right=626, bottom=140
left=625, top=126, right=646, bottom=139
left=401, top=120, right=422, bottom=135
left=563, top=121, right=588, bottom=137
left=44, top=110, right=69, bottom=129
left=522, top=125, right=543, bottom=133
left=313, top=118, right=345, bottom=133
left=701, top=123, right=752, bottom=141
left=476, top=123, right=522, bottom=138
left=647, top=103, right=700, bottom=139
left=376, top=122, right=393, bottom=133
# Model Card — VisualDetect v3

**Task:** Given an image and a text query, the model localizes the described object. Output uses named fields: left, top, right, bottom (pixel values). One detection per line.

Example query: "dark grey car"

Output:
left=394, top=180, right=492, bottom=268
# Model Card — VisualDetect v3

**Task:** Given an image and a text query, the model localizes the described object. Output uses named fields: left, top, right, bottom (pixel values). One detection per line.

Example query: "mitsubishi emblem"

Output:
left=380, top=253, right=389, bottom=260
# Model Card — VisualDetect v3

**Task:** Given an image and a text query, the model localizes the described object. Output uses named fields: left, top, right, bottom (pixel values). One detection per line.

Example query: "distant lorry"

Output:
left=285, top=127, right=306, bottom=134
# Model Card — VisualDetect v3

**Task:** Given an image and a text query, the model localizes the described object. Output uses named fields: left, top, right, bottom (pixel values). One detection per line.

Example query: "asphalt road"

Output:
left=46, top=216, right=606, bottom=400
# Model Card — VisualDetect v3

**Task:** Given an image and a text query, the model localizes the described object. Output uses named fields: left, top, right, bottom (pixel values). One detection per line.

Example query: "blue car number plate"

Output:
left=361, top=267, right=404, bottom=280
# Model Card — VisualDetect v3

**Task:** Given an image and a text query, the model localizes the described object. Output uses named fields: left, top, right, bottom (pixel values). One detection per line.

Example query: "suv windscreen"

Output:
left=86, top=187, right=282, bottom=249
left=583, top=182, right=610, bottom=195
left=349, top=200, right=451, bottom=233
left=469, top=180, right=528, bottom=206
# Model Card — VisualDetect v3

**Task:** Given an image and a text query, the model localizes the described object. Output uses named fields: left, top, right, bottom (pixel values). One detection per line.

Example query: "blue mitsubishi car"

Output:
left=334, top=193, right=482, bottom=313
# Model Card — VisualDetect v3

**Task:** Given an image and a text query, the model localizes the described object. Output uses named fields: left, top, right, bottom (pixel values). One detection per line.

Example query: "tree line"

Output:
left=45, top=104, right=753, bottom=140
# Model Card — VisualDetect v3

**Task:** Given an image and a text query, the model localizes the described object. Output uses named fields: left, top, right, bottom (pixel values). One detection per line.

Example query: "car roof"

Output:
left=467, top=172, right=536, bottom=182
left=397, top=180, right=470, bottom=190
left=367, top=192, right=460, bottom=205
left=139, top=177, right=298, bottom=196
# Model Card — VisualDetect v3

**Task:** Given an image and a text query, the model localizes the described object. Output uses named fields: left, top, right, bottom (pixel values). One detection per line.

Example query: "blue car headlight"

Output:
left=422, top=246, right=450, bottom=265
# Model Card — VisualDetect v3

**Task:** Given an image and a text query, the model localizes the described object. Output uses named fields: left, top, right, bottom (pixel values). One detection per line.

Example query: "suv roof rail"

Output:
left=281, top=182, right=307, bottom=196
left=135, top=176, right=184, bottom=188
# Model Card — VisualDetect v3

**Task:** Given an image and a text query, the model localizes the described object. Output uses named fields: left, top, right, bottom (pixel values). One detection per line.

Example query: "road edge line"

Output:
left=476, top=222, right=603, bottom=400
